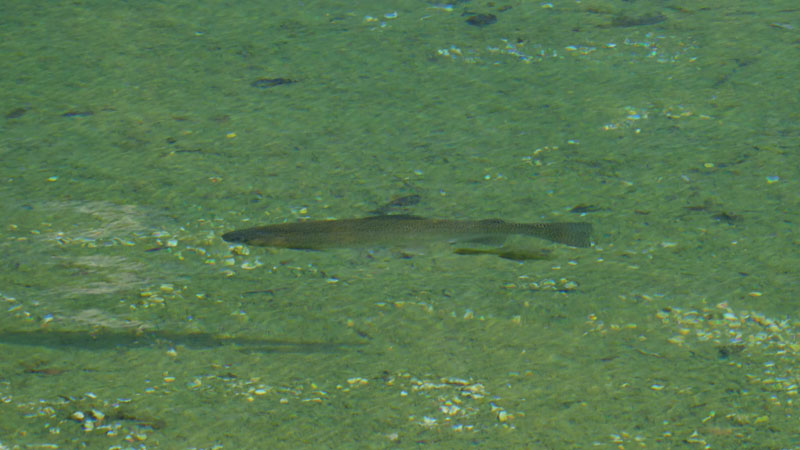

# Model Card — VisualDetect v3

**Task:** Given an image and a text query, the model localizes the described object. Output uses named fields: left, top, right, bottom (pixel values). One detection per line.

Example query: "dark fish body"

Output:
left=222, top=215, right=592, bottom=250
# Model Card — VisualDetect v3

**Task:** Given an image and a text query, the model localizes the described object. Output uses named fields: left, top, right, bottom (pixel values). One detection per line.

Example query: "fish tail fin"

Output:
left=520, top=222, right=593, bottom=247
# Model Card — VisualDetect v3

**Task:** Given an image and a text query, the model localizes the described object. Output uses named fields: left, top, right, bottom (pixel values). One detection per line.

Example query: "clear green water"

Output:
left=1, top=1, right=798, bottom=448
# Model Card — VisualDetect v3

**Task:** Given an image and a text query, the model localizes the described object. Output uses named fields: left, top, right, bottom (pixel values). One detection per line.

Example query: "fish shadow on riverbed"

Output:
left=0, top=328, right=364, bottom=353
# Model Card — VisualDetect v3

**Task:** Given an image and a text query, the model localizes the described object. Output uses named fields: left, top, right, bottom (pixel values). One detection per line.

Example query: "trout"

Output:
left=222, top=215, right=592, bottom=250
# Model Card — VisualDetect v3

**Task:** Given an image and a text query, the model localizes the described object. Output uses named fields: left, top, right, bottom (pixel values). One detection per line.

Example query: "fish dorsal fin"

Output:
left=478, top=218, right=506, bottom=225
left=362, top=214, right=426, bottom=221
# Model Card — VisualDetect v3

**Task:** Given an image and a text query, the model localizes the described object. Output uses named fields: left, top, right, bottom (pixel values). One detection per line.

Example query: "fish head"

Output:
left=222, top=227, right=318, bottom=249
left=221, top=230, right=249, bottom=244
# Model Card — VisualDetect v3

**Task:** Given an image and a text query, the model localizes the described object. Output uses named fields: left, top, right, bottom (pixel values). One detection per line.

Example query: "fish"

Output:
left=222, top=214, right=592, bottom=250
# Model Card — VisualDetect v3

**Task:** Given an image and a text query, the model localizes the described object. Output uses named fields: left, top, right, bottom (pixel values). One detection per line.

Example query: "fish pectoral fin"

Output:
left=495, top=248, right=553, bottom=261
